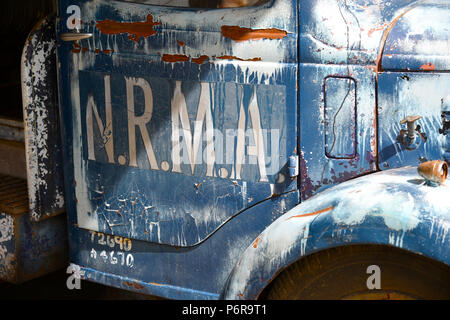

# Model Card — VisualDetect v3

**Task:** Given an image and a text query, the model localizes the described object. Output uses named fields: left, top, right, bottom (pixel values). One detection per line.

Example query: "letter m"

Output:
left=171, top=81, right=215, bottom=177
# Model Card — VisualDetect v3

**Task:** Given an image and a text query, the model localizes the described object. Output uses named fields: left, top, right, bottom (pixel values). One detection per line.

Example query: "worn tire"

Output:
left=261, top=245, right=450, bottom=300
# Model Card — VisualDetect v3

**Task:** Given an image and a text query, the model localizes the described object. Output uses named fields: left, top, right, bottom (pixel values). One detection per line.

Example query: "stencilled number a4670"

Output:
left=90, top=248, right=134, bottom=268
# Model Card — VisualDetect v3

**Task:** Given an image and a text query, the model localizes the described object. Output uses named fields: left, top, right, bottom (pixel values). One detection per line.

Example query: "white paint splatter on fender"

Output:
left=222, top=166, right=450, bottom=299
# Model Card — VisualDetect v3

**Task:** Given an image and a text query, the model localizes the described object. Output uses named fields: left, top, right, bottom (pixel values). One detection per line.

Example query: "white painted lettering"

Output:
left=86, top=75, right=114, bottom=163
left=126, top=77, right=159, bottom=170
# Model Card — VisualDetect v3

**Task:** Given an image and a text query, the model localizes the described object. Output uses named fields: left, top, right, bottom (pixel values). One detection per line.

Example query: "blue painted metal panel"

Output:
left=222, top=167, right=450, bottom=300
left=299, top=64, right=377, bottom=200
left=381, top=3, right=450, bottom=72
left=55, top=0, right=450, bottom=299
left=324, top=76, right=357, bottom=159
left=378, top=72, right=449, bottom=169
left=71, top=191, right=299, bottom=299
left=56, top=0, right=299, bottom=297
left=57, top=0, right=298, bottom=247
left=299, top=0, right=417, bottom=66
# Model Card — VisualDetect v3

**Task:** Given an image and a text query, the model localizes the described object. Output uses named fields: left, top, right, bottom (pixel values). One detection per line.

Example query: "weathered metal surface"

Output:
left=56, top=0, right=450, bottom=299
left=381, top=3, right=450, bottom=72
left=0, top=175, right=68, bottom=283
left=57, top=0, right=298, bottom=247
left=299, top=64, right=377, bottom=200
left=21, top=14, right=65, bottom=221
left=378, top=72, right=449, bottom=169
left=70, top=191, right=298, bottom=299
left=221, top=166, right=450, bottom=299
left=0, top=212, right=16, bottom=282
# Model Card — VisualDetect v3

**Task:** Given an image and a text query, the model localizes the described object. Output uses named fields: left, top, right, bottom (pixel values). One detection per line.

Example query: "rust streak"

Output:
left=252, top=234, right=262, bottom=248
left=420, top=63, right=435, bottom=71
left=96, top=14, right=161, bottom=43
left=191, top=55, right=209, bottom=65
left=368, top=23, right=388, bottom=37
left=221, top=25, right=287, bottom=42
left=287, top=206, right=334, bottom=220
left=124, top=281, right=144, bottom=290
left=161, top=54, right=190, bottom=63
left=217, top=55, right=262, bottom=62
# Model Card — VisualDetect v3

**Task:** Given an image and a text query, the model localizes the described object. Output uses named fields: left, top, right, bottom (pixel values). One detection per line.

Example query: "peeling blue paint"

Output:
left=55, top=0, right=450, bottom=299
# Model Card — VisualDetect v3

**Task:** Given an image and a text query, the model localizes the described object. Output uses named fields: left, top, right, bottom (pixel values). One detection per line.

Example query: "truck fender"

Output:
left=221, top=166, right=450, bottom=300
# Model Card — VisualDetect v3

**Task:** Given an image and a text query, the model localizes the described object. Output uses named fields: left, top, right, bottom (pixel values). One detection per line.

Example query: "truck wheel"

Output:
left=261, top=245, right=450, bottom=300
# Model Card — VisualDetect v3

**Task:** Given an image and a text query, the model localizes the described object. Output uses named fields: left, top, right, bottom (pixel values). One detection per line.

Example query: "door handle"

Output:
left=61, top=32, right=93, bottom=41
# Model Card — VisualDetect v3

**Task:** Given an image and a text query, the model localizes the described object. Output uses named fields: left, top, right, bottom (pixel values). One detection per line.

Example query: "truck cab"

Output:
left=1, top=0, right=449, bottom=299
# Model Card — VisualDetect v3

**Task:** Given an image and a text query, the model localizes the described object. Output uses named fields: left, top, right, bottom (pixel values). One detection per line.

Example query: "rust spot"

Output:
left=96, top=14, right=161, bottom=43
left=177, top=40, right=185, bottom=47
left=161, top=54, right=190, bottom=63
left=72, top=43, right=81, bottom=53
left=191, top=55, right=209, bottom=65
left=287, top=206, right=334, bottom=220
left=103, top=49, right=114, bottom=54
left=95, top=49, right=101, bottom=54
left=368, top=23, right=388, bottom=37
left=252, top=234, right=262, bottom=248
left=420, top=63, right=435, bottom=71
left=82, top=47, right=88, bottom=53
left=217, top=55, right=261, bottom=62
left=124, top=281, right=144, bottom=290
left=221, top=25, right=287, bottom=42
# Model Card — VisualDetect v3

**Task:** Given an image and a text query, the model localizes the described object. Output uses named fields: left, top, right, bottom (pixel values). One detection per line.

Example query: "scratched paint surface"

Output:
left=378, top=73, right=449, bottom=169
left=56, top=0, right=450, bottom=299
left=21, top=15, right=65, bottom=221
left=300, top=0, right=418, bottom=66
left=0, top=213, right=16, bottom=281
left=70, top=191, right=299, bottom=298
left=57, top=0, right=298, bottom=246
left=222, top=167, right=450, bottom=299
left=381, top=3, right=450, bottom=71
left=299, top=64, right=377, bottom=200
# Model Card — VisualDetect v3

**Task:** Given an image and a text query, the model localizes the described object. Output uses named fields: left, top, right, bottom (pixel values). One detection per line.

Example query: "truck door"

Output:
left=56, top=0, right=298, bottom=247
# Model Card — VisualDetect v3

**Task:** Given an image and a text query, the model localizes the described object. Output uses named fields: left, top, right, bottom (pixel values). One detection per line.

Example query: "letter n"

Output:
left=86, top=75, right=114, bottom=163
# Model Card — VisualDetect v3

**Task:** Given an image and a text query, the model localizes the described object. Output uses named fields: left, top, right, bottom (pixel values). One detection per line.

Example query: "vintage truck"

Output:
left=0, top=0, right=449, bottom=299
